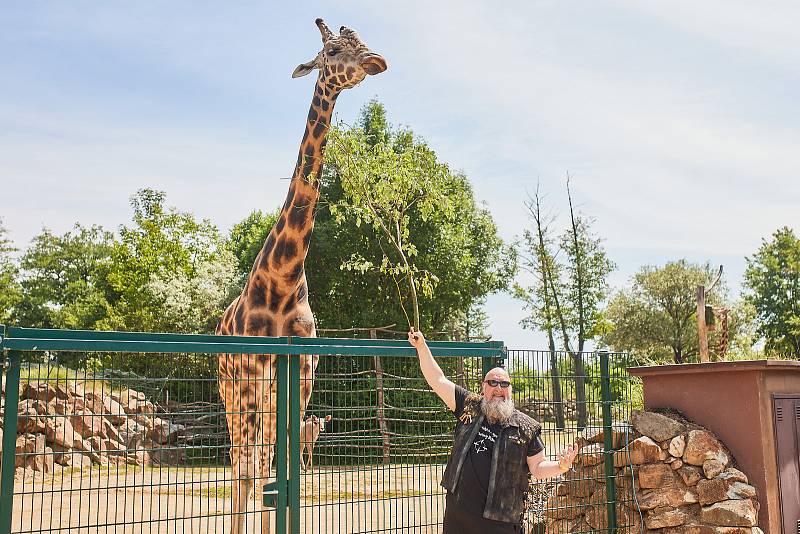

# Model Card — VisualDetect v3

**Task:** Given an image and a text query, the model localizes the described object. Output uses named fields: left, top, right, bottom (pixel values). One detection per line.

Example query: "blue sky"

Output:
left=2, top=2, right=798, bottom=348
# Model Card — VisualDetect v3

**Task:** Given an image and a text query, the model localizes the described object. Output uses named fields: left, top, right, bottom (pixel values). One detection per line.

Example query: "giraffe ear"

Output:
left=292, top=58, right=319, bottom=78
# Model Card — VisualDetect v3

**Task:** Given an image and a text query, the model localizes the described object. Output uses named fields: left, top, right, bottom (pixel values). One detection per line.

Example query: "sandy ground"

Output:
left=10, top=464, right=446, bottom=533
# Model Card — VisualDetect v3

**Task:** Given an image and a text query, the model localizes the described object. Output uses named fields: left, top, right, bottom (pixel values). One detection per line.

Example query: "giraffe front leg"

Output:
left=258, top=372, right=278, bottom=534
left=219, top=353, right=258, bottom=534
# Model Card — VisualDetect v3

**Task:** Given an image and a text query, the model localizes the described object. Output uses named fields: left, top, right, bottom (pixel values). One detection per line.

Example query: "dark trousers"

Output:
left=442, top=493, right=523, bottom=534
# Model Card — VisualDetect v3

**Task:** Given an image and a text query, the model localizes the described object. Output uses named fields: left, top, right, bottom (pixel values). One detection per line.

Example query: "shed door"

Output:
left=774, top=396, right=800, bottom=534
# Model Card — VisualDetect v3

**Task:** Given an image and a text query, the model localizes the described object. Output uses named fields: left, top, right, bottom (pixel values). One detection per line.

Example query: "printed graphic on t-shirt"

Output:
left=473, top=425, right=498, bottom=455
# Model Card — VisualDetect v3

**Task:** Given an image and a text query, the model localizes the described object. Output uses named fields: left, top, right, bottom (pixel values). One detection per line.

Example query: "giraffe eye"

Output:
left=327, top=48, right=341, bottom=57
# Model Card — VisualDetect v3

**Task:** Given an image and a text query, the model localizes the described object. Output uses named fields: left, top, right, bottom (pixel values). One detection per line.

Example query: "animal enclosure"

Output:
left=0, top=326, right=638, bottom=533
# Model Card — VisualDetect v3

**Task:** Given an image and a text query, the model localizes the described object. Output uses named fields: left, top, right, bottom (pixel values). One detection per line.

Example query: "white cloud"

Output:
left=621, top=0, right=800, bottom=70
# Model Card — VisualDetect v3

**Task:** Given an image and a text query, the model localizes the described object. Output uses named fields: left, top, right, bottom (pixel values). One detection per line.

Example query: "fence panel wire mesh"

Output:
left=1, top=341, right=640, bottom=534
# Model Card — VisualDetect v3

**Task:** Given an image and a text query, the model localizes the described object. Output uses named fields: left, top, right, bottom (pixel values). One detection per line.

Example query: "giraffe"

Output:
left=216, top=19, right=386, bottom=534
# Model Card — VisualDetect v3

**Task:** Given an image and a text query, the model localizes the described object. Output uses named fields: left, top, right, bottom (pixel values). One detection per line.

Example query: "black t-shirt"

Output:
left=450, top=386, right=544, bottom=514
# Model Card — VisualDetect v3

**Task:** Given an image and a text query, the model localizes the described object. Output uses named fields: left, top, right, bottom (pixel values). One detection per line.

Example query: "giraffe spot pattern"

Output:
left=275, top=215, right=286, bottom=234
left=287, top=261, right=304, bottom=282
left=268, top=284, right=282, bottom=313
left=249, top=286, right=266, bottom=308
left=312, top=119, right=326, bottom=139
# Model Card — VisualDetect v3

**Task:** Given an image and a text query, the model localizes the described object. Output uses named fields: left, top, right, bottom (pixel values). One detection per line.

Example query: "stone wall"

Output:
left=1, top=381, right=185, bottom=479
left=545, top=410, right=763, bottom=533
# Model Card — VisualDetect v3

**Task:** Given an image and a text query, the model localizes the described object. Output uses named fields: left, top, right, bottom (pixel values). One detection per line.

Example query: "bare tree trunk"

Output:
left=566, top=181, right=588, bottom=430
left=547, top=333, right=565, bottom=430
left=371, top=329, right=390, bottom=463
left=530, top=188, right=566, bottom=430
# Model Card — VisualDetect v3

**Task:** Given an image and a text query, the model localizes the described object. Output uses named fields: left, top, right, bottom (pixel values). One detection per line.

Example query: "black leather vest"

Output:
left=440, top=393, right=541, bottom=524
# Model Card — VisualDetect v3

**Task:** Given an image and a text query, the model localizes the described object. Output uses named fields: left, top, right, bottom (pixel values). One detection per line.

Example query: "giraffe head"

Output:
left=292, top=18, right=387, bottom=91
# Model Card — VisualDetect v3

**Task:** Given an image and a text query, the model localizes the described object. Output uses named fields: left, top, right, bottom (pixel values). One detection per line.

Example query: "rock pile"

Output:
left=2, top=381, right=185, bottom=479
left=519, top=399, right=579, bottom=423
left=545, top=410, right=762, bottom=533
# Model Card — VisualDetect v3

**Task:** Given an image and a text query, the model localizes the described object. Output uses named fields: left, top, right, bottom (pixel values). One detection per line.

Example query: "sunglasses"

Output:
left=484, top=379, right=511, bottom=389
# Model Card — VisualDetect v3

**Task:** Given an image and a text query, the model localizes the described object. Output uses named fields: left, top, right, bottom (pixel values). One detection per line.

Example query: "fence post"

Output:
left=288, top=351, right=301, bottom=534
left=274, top=353, right=289, bottom=533
left=0, top=349, right=21, bottom=534
left=598, top=350, right=618, bottom=532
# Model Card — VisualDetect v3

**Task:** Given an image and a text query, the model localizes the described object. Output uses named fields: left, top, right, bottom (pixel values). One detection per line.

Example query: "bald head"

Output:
left=482, top=367, right=512, bottom=401
left=484, top=367, right=510, bottom=382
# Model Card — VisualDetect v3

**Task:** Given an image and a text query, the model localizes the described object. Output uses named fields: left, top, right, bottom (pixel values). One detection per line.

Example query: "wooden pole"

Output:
left=697, top=285, right=709, bottom=363
left=371, top=329, right=390, bottom=463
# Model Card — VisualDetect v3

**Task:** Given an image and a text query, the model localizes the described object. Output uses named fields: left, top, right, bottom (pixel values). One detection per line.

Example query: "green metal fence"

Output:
left=0, top=326, right=639, bottom=533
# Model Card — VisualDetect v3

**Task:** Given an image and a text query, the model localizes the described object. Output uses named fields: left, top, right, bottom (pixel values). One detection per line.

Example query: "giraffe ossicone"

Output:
left=216, top=18, right=386, bottom=534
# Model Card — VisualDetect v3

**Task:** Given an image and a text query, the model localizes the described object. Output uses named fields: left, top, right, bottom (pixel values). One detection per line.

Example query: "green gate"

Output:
left=0, top=326, right=504, bottom=533
left=0, top=326, right=636, bottom=533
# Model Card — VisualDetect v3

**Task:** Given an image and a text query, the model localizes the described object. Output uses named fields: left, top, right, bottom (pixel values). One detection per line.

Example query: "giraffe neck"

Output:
left=252, top=78, right=339, bottom=283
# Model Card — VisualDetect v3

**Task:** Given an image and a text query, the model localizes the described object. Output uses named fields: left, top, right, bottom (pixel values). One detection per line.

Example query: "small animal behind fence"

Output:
left=300, top=414, right=331, bottom=471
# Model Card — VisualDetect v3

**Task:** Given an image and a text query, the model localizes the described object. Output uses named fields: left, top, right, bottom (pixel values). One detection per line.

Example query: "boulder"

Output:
left=719, top=468, right=748, bottom=484
left=17, top=399, right=48, bottom=434
left=53, top=383, right=75, bottom=402
left=703, top=459, right=726, bottom=479
left=21, top=382, right=57, bottom=403
left=113, top=389, right=154, bottom=415
left=662, top=523, right=753, bottom=533
left=147, top=417, right=185, bottom=444
left=577, top=443, right=604, bottom=467
left=700, top=500, right=758, bottom=527
left=628, top=436, right=663, bottom=464
left=697, top=477, right=757, bottom=505
left=638, top=463, right=676, bottom=489
left=646, top=506, right=689, bottom=529
left=44, top=417, right=86, bottom=451
left=585, top=487, right=641, bottom=531
left=102, top=395, right=128, bottom=425
left=684, top=430, right=730, bottom=466
left=546, top=518, right=583, bottom=533
left=42, top=446, right=56, bottom=474
left=585, top=425, right=629, bottom=449
left=631, top=411, right=686, bottom=442
left=84, top=392, right=127, bottom=424
left=638, top=485, right=699, bottom=510
left=69, top=409, right=107, bottom=439
left=15, top=433, right=46, bottom=470
left=678, top=465, right=704, bottom=487
left=543, top=494, right=588, bottom=520
left=670, top=435, right=686, bottom=457
left=117, top=419, right=149, bottom=449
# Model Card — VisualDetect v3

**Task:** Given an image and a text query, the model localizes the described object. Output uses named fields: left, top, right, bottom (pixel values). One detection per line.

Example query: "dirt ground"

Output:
left=11, top=464, right=447, bottom=533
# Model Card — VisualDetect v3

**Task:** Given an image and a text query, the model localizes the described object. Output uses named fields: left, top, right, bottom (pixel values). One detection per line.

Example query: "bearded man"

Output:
left=408, top=330, right=577, bottom=533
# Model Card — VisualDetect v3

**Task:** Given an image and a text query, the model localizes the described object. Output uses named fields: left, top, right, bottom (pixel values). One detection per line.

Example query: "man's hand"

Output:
left=407, top=329, right=426, bottom=349
left=556, top=442, right=579, bottom=472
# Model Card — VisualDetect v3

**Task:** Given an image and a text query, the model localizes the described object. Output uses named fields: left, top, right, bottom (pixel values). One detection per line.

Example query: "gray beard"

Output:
left=481, top=396, right=515, bottom=424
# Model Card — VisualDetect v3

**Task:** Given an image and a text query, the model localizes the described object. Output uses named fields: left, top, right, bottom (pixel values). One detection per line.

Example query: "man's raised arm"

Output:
left=408, top=330, right=456, bottom=412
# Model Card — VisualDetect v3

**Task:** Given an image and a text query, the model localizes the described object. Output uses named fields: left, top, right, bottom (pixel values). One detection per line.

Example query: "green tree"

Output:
left=16, top=224, right=115, bottom=330
left=226, top=209, right=280, bottom=279
left=744, top=227, right=800, bottom=356
left=306, top=100, right=515, bottom=336
left=602, top=260, right=739, bottom=363
left=0, top=218, right=22, bottom=324
left=515, top=180, right=614, bottom=429
left=106, top=189, right=234, bottom=332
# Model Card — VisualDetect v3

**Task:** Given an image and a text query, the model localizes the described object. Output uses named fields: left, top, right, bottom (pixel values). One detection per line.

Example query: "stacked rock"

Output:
left=545, top=410, right=762, bottom=533
left=2, top=381, right=185, bottom=479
